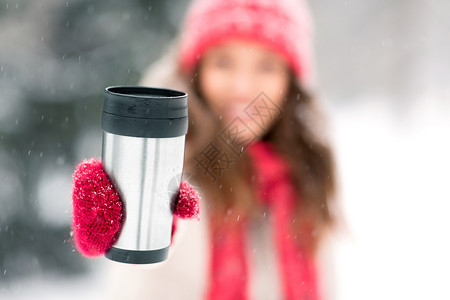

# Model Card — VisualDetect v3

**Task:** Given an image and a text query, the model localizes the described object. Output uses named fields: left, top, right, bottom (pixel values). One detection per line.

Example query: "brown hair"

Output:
left=182, top=69, right=337, bottom=254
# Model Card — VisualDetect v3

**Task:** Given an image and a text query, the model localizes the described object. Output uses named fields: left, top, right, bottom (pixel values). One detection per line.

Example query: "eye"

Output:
left=258, top=60, right=278, bottom=73
left=213, top=55, right=232, bottom=69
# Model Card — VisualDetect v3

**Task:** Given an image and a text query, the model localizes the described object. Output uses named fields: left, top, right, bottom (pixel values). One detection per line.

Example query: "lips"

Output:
left=223, top=106, right=251, bottom=123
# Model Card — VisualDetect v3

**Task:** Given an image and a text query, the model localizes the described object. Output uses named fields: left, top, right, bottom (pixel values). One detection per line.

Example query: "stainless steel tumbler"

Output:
left=101, top=86, right=188, bottom=264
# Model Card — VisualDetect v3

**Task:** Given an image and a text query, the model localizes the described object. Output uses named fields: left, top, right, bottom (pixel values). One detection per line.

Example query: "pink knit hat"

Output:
left=177, top=0, right=315, bottom=86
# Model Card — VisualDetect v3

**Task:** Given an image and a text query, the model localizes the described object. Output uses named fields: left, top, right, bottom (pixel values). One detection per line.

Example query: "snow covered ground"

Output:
left=331, top=96, right=450, bottom=300
left=1, top=273, right=102, bottom=300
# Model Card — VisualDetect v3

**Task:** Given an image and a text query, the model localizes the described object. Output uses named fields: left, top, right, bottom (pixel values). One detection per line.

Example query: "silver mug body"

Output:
left=101, top=86, right=188, bottom=264
left=102, top=132, right=185, bottom=263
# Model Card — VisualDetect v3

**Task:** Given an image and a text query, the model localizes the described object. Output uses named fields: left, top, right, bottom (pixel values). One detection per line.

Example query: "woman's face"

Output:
left=198, top=39, right=290, bottom=140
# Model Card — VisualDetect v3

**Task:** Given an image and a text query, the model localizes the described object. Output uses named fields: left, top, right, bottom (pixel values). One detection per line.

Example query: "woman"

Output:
left=77, top=0, right=338, bottom=299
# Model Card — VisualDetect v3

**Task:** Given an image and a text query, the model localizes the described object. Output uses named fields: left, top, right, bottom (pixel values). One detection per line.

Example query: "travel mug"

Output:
left=101, top=86, right=188, bottom=264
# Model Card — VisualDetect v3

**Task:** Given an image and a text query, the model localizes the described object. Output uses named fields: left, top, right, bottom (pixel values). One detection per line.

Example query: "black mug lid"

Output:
left=103, top=86, right=187, bottom=119
left=102, top=86, right=188, bottom=138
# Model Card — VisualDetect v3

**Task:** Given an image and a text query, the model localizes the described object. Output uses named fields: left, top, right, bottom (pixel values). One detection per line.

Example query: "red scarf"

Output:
left=207, top=141, right=319, bottom=300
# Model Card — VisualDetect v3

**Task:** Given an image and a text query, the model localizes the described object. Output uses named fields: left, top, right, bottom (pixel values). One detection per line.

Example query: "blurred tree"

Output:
left=0, top=0, right=189, bottom=282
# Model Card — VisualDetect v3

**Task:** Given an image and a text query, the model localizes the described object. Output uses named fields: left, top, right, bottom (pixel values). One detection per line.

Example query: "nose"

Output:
left=228, top=69, right=256, bottom=104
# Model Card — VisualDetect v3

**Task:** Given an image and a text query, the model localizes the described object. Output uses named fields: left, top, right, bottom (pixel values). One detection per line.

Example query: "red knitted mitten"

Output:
left=72, top=158, right=200, bottom=257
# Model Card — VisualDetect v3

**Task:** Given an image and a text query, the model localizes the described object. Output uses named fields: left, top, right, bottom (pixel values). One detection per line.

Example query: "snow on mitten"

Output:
left=72, top=158, right=123, bottom=257
left=173, top=180, right=200, bottom=219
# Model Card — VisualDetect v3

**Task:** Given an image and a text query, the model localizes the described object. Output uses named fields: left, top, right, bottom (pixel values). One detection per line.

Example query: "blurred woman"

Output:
left=104, top=0, right=338, bottom=299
